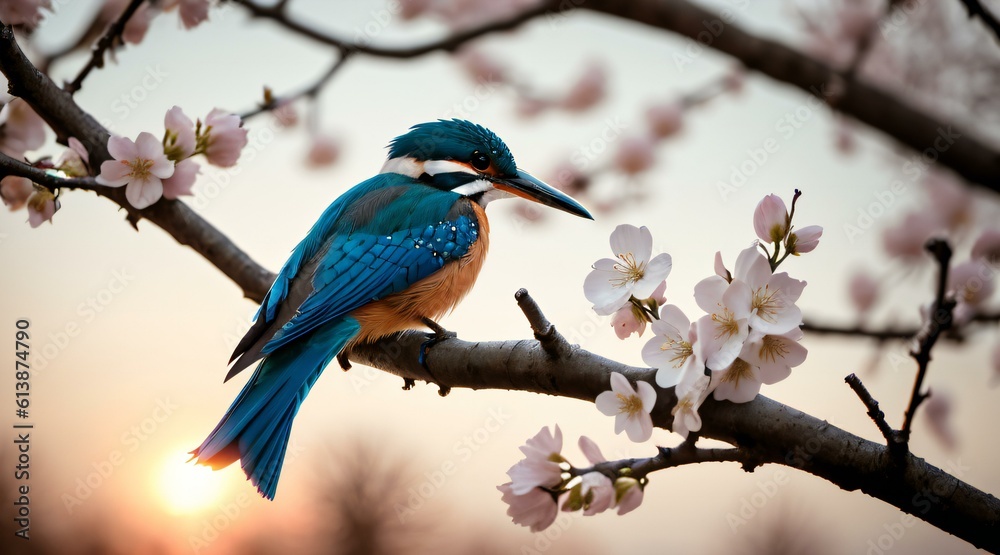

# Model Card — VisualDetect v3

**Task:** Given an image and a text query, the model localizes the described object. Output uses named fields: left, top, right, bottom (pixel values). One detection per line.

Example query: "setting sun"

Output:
left=157, top=452, right=225, bottom=515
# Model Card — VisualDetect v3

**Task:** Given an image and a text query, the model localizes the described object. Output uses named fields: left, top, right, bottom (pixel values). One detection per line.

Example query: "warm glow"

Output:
left=158, top=452, right=225, bottom=515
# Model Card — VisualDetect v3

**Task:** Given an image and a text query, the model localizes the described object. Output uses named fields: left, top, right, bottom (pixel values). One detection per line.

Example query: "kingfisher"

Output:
left=192, top=119, right=592, bottom=499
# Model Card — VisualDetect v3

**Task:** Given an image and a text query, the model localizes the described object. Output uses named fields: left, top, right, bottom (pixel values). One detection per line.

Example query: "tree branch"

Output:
left=581, top=0, right=1000, bottom=195
left=845, top=372, right=896, bottom=446
left=573, top=445, right=748, bottom=481
left=230, top=0, right=555, bottom=58
left=348, top=292, right=1000, bottom=552
left=240, top=53, right=351, bottom=121
left=958, top=0, right=1000, bottom=44
left=64, top=0, right=146, bottom=94
left=0, top=151, right=97, bottom=191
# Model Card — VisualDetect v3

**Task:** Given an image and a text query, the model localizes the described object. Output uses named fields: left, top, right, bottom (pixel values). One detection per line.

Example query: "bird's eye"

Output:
left=470, top=151, right=491, bottom=172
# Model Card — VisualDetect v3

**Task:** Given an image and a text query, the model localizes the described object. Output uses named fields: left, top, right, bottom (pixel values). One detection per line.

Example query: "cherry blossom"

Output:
left=56, top=137, right=90, bottom=177
left=753, top=194, right=789, bottom=244
left=611, top=303, right=646, bottom=339
left=1, top=176, right=33, bottom=211
left=971, top=228, right=1000, bottom=264
left=741, top=328, right=807, bottom=388
left=922, top=392, right=956, bottom=451
left=164, top=106, right=196, bottom=161
left=671, top=367, right=711, bottom=439
left=787, top=225, right=823, bottom=255
left=0, top=98, right=46, bottom=157
left=613, top=135, right=655, bottom=175
left=563, top=472, right=615, bottom=516
left=202, top=109, right=249, bottom=167
left=455, top=46, right=507, bottom=83
left=584, top=224, right=672, bottom=315
left=849, top=271, right=879, bottom=316
left=161, top=158, right=200, bottom=199
left=948, top=260, right=995, bottom=324
left=732, top=246, right=806, bottom=335
left=595, top=372, right=656, bottom=442
left=642, top=304, right=698, bottom=388
left=614, top=477, right=644, bottom=515
left=101, top=0, right=155, bottom=45
left=164, top=0, right=209, bottom=29
left=693, top=275, right=751, bottom=370
left=646, top=102, right=683, bottom=139
left=307, top=134, right=341, bottom=168
left=0, top=0, right=51, bottom=28
left=561, top=61, right=606, bottom=112
left=497, top=483, right=558, bottom=532
left=507, top=425, right=564, bottom=495
left=96, top=132, right=175, bottom=209
left=883, top=212, right=941, bottom=260
left=27, top=188, right=58, bottom=227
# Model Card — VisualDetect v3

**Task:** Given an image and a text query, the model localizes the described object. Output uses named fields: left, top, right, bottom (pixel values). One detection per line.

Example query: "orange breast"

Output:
left=348, top=201, right=491, bottom=346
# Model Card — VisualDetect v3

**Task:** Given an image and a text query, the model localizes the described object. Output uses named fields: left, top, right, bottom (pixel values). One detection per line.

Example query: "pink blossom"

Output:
left=307, top=134, right=341, bottom=168
left=455, top=46, right=506, bottom=83
left=948, top=260, right=995, bottom=325
left=614, top=477, right=644, bottom=515
left=611, top=303, right=646, bottom=339
left=922, top=392, right=956, bottom=451
left=595, top=372, right=656, bottom=442
left=497, top=483, right=558, bottom=532
left=561, top=62, right=606, bottom=112
left=26, top=189, right=58, bottom=227
left=272, top=103, right=298, bottom=128
left=548, top=160, right=587, bottom=196
left=613, top=135, right=655, bottom=175
left=723, top=66, right=745, bottom=94
left=515, top=96, right=550, bottom=119
left=788, top=225, right=823, bottom=254
left=507, top=425, right=564, bottom=495
left=753, top=194, right=788, bottom=244
left=202, top=109, right=248, bottom=167
left=646, top=102, right=683, bottom=139
left=168, top=0, right=209, bottom=29
left=567, top=472, right=615, bottom=516
left=849, top=271, right=879, bottom=315
left=925, top=171, right=971, bottom=231
left=101, top=0, right=156, bottom=45
left=0, top=0, right=51, bottom=28
left=642, top=304, right=698, bottom=388
left=164, top=106, right=196, bottom=161
left=883, top=212, right=940, bottom=260
left=56, top=137, right=90, bottom=177
left=1, top=176, right=33, bottom=211
left=0, top=98, right=46, bottom=157
left=671, top=366, right=711, bottom=439
left=161, top=158, right=199, bottom=199
left=399, top=0, right=432, bottom=20
left=972, top=228, right=1000, bottom=264
left=96, top=132, right=175, bottom=209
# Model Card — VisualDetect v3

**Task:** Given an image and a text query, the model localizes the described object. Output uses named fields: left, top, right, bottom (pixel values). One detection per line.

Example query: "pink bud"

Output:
left=849, top=272, right=878, bottom=315
left=561, top=62, right=606, bottom=112
left=789, top=225, right=823, bottom=254
left=972, top=228, right=1000, bottom=264
left=455, top=46, right=506, bottom=84
left=922, top=392, right=956, bottom=451
left=1, top=176, right=33, bottom=211
left=753, top=194, right=788, bottom=244
left=516, top=96, right=550, bottom=119
left=307, top=135, right=341, bottom=168
left=613, top=135, right=655, bottom=175
left=177, top=0, right=208, bottom=29
left=0, top=98, right=46, bottom=158
left=646, top=102, right=683, bottom=139
left=272, top=103, right=298, bottom=128
left=611, top=304, right=646, bottom=340
left=925, top=171, right=971, bottom=231
left=203, top=109, right=248, bottom=167
left=883, top=212, right=939, bottom=260
left=26, top=189, right=58, bottom=227
left=164, top=106, right=196, bottom=161
left=398, top=0, right=431, bottom=20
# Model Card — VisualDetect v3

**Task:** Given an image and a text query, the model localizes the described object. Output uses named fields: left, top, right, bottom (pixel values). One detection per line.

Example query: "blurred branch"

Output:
left=802, top=309, right=1000, bottom=342
left=582, top=0, right=1000, bottom=194
left=64, top=0, right=146, bottom=94
left=900, top=239, right=955, bottom=441
left=348, top=291, right=1000, bottom=552
left=230, top=0, right=554, bottom=58
left=958, top=0, right=1000, bottom=44
left=240, top=53, right=352, bottom=121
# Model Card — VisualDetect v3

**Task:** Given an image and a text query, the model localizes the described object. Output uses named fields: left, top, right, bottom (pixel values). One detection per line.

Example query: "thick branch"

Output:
left=349, top=326, right=1000, bottom=551
left=0, top=151, right=97, bottom=190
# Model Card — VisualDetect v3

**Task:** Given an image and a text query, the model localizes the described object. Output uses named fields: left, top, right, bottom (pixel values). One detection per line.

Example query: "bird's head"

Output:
left=381, top=119, right=593, bottom=219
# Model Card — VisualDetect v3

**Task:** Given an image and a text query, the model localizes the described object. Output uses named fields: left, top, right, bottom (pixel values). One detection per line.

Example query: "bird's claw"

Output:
left=418, top=317, right=456, bottom=367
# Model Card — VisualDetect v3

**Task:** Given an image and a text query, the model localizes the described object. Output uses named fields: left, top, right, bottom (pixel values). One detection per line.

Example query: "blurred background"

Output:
left=2, top=0, right=1000, bottom=553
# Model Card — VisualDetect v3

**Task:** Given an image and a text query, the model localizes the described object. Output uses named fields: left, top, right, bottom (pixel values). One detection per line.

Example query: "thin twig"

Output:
left=231, top=0, right=555, bottom=58
left=899, top=239, right=955, bottom=441
left=240, top=52, right=351, bottom=121
left=571, top=446, right=750, bottom=481
left=514, top=288, right=571, bottom=359
left=0, top=151, right=97, bottom=191
left=958, top=0, right=1000, bottom=44
left=65, top=0, right=146, bottom=94
left=845, top=373, right=897, bottom=447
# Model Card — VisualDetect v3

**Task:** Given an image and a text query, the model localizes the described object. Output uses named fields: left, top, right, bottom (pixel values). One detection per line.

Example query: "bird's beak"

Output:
left=496, top=169, right=593, bottom=220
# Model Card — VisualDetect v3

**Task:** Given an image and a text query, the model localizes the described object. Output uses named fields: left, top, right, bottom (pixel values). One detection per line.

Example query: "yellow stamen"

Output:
left=660, top=338, right=693, bottom=368
left=721, top=358, right=753, bottom=387
left=751, top=285, right=782, bottom=323
left=616, top=393, right=644, bottom=417
left=610, top=252, right=646, bottom=288
left=711, top=308, right=740, bottom=339
left=758, top=336, right=790, bottom=363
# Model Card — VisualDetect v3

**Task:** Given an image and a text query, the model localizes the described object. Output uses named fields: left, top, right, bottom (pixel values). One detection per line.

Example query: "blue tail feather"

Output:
left=193, top=317, right=361, bottom=499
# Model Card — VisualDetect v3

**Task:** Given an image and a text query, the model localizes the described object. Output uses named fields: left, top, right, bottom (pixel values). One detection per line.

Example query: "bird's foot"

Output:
left=419, top=317, right=455, bottom=396
left=337, top=350, right=352, bottom=371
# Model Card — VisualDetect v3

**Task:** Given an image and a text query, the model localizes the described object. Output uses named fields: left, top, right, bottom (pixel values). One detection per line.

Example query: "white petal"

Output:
left=632, top=252, right=672, bottom=298
left=107, top=135, right=137, bottom=161
left=578, top=436, right=607, bottom=464
left=96, top=160, right=130, bottom=187
left=655, top=366, right=683, bottom=388
left=610, top=224, right=652, bottom=263
left=134, top=131, right=164, bottom=160
left=694, top=275, right=728, bottom=313
left=723, top=280, right=753, bottom=319
left=660, top=305, right=690, bottom=335
left=595, top=391, right=620, bottom=416
left=770, top=272, right=807, bottom=303
left=625, top=413, right=653, bottom=442
left=636, top=380, right=656, bottom=411
left=609, top=372, right=633, bottom=395
left=125, top=176, right=163, bottom=209
left=614, top=413, right=628, bottom=435
left=734, top=245, right=771, bottom=288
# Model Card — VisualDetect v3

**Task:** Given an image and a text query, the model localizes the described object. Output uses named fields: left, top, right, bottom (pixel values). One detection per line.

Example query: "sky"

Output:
left=2, top=0, right=999, bottom=554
